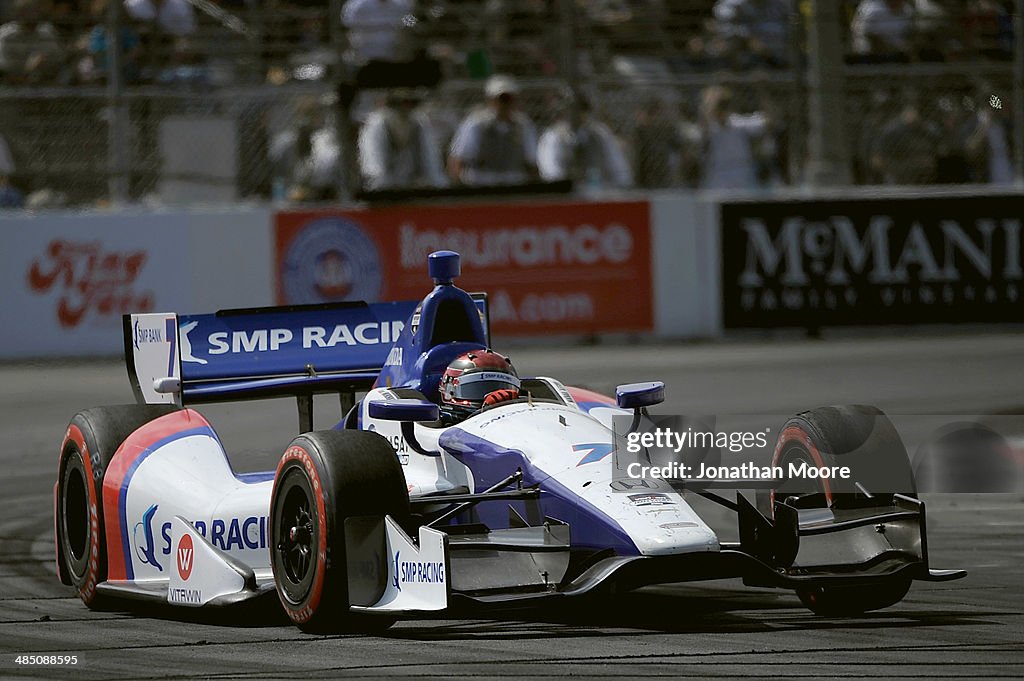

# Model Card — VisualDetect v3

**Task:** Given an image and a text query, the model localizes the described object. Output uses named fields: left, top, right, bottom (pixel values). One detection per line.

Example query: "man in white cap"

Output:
left=447, top=74, right=538, bottom=186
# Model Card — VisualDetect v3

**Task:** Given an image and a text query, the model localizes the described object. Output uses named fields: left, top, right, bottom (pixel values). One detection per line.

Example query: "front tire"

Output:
left=760, top=405, right=917, bottom=616
left=797, top=577, right=912, bottom=616
left=762, top=404, right=916, bottom=513
left=269, top=430, right=409, bottom=633
left=57, top=405, right=180, bottom=607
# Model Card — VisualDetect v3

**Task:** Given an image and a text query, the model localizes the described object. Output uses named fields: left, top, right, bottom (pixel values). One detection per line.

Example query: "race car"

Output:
left=55, top=250, right=964, bottom=632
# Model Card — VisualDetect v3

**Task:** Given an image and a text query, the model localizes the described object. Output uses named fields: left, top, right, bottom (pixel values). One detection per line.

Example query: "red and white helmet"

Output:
left=439, top=349, right=520, bottom=419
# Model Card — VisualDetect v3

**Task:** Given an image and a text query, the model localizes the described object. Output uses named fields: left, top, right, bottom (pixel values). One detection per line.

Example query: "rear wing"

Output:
left=124, top=297, right=489, bottom=406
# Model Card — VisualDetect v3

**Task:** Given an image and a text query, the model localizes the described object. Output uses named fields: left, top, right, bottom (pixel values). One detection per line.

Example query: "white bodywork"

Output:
left=167, top=516, right=248, bottom=606
left=122, top=429, right=272, bottom=582
left=116, top=378, right=718, bottom=610
left=361, top=384, right=720, bottom=558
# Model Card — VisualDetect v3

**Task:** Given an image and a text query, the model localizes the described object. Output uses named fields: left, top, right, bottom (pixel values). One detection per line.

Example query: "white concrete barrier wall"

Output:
left=649, top=193, right=721, bottom=338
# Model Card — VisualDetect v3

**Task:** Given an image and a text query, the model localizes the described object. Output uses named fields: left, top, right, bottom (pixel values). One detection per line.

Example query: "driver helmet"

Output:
left=439, top=349, right=520, bottom=421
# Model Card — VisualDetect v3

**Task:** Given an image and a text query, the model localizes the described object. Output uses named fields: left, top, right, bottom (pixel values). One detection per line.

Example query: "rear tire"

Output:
left=269, top=430, right=409, bottom=633
left=57, top=404, right=180, bottom=607
left=760, top=405, right=917, bottom=616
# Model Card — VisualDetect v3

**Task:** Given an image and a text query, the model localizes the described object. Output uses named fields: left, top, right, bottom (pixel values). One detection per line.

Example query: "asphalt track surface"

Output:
left=1, top=332, right=1022, bottom=680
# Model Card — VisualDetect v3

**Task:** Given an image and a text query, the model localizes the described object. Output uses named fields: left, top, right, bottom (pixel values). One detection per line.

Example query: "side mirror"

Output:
left=368, top=398, right=440, bottom=422
left=615, top=382, right=664, bottom=410
left=616, top=382, right=664, bottom=435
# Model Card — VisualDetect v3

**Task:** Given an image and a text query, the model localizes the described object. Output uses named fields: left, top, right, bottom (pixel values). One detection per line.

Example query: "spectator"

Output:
left=913, top=0, right=957, bottom=61
left=124, top=0, right=196, bottom=37
left=79, top=0, right=143, bottom=84
left=962, top=0, right=1013, bottom=60
left=871, top=97, right=939, bottom=184
left=713, top=0, right=791, bottom=67
left=269, top=97, right=342, bottom=201
left=855, top=89, right=896, bottom=183
left=50, top=0, right=86, bottom=42
left=342, top=0, right=414, bottom=63
left=448, top=75, right=538, bottom=186
left=125, top=0, right=196, bottom=76
left=482, top=0, right=557, bottom=76
left=932, top=95, right=970, bottom=183
left=0, top=133, right=24, bottom=208
left=342, top=0, right=442, bottom=89
left=537, top=93, right=632, bottom=189
left=671, top=35, right=716, bottom=73
left=358, top=89, right=447, bottom=190
left=417, top=98, right=460, bottom=158
left=632, top=97, right=681, bottom=189
left=850, top=0, right=914, bottom=62
left=676, top=102, right=705, bottom=187
left=154, top=36, right=209, bottom=86
left=700, top=85, right=767, bottom=190
left=962, top=94, right=1014, bottom=184
left=0, top=0, right=65, bottom=85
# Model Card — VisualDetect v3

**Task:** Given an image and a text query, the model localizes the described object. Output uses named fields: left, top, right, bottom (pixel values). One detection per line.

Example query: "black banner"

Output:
left=720, top=195, right=1024, bottom=328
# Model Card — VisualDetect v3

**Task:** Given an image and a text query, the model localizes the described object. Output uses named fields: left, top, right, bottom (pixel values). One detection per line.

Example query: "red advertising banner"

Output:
left=275, top=200, right=652, bottom=336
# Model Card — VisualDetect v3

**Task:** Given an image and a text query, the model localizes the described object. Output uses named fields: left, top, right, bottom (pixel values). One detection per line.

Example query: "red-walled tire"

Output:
left=270, top=430, right=409, bottom=633
left=56, top=405, right=180, bottom=608
left=758, top=404, right=916, bottom=516
left=758, top=405, right=917, bottom=616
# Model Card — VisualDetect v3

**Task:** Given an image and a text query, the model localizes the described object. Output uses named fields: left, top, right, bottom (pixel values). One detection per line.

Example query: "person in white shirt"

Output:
left=448, top=75, right=538, bottom=186
left=342, top=0, right=414, bottom=64
left=700, top=85, right=767, bottom=190
left=964, top=106, right=1014, bottom=185
left=851, top=0, right=914, bottom=58
left=358, top=89, right=447, bottom=190
left=536, top=94, right=632, bottom=189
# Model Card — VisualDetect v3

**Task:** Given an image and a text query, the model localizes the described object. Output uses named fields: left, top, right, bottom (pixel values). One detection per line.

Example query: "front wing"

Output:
left=94, top=494, right=963, bottom=613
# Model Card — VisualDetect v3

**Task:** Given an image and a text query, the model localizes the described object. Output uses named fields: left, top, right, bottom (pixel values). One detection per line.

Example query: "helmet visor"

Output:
left=454, top=371, right=521, bottom=402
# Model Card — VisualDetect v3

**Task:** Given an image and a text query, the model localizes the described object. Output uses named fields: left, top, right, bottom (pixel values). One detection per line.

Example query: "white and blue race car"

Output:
left=54, top=250, right=964, bottom=632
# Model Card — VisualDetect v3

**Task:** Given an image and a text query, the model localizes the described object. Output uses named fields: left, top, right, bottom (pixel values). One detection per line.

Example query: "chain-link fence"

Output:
left=0, top=0, right=1020, bottom=208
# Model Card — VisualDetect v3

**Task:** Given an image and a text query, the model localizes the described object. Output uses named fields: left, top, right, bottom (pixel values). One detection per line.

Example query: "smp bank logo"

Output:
left=280, top=217, right=383, bottom=304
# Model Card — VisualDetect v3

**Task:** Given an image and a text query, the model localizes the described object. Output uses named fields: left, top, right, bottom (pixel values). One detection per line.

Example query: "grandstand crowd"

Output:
left=0, top=0, right=1018, bottom=207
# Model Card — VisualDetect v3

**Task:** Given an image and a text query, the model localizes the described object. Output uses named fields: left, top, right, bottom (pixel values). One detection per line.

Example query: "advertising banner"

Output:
left=0, top=208, right=274, bottom=359
left=0, top=214, right=192, bottom=357
left=275, top=200, right=653, bottom=336
left=721, top=195, right=1024, bottom=327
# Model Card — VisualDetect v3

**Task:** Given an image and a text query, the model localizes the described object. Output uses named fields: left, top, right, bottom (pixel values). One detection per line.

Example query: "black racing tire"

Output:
left=57, top=404, right=181, bottom=608
left=270, top=430, right=409, bottom=633
left=758, top=404, right=916, bottom=516
left=758, top=405, right=917, bottom=616
left=797, top=576, right=913, bottom=616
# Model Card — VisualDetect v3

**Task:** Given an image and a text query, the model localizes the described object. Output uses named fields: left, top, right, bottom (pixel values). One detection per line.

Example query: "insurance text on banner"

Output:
left=275, top=201, right=653, bottom=336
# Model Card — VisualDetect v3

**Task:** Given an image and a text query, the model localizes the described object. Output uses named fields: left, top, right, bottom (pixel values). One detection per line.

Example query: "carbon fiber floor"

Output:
left=1, top=332, right=1022, bottom=680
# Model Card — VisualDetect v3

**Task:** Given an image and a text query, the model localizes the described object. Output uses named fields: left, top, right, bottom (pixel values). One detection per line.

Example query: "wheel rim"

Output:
left=273, top=468, right=319, bottom=604
left=773, top=444, right=827, bottom=509
left=61, top=450, right=91, bottom=580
